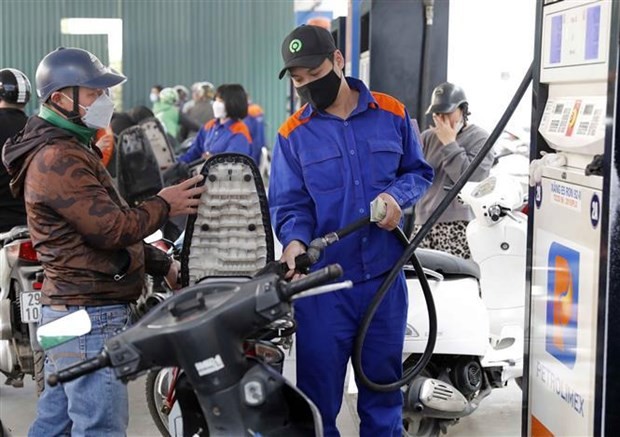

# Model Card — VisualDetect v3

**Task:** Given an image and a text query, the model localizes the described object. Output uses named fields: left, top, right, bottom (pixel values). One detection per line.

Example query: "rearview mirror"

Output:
left=36, top=309, right=92, bottom=350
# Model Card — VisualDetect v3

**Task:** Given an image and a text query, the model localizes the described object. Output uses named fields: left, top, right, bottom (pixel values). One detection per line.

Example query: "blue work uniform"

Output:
left=269, top=77, right=433, bottom=437
left=245, top=103, right=266, bottom=165
left=178, top=118, right=253, bottom=163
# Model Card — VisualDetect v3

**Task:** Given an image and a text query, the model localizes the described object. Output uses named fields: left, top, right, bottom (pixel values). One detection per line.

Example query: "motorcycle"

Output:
left=0, top=226, right=45, bottom=394
left=396, top=173, right=527, bottom=436
left=143, top=153, right=288, bottom=435
left=42, top=265, right=350, bottom=436
left=145, top=307, right=297, bottom=436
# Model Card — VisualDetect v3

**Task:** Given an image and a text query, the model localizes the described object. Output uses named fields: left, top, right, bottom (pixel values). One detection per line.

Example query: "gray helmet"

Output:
left=0, top=68, right=31, bottom=105
left=35, top=47, right=126, bottom=102
left=426, top=82, right=468, bottom=114
left=192, top=81, right=215, bottom=99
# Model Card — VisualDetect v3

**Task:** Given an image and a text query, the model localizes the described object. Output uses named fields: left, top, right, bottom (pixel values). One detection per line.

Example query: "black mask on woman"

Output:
left=296, top=69, right=342, bottom=110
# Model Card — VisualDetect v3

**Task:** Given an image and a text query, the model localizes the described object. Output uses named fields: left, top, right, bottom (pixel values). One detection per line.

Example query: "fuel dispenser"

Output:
left=524, top=0, right=620, bottom=435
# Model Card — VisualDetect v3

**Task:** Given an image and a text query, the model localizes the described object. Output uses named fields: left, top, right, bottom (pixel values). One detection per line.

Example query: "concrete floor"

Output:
left=1, top=365, right=522, bottom=437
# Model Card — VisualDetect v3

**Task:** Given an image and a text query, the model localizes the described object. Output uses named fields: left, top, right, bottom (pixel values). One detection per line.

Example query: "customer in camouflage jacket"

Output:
left=2, top=47, right=206, bottom=436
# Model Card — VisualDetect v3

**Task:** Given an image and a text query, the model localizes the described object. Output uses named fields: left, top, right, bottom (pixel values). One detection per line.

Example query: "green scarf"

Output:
left=38, top=105, right=97, bottom=146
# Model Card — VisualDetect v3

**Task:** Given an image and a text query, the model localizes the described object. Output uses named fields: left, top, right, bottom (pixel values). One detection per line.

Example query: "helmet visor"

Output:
left=81, top=70, right=126, bottom=90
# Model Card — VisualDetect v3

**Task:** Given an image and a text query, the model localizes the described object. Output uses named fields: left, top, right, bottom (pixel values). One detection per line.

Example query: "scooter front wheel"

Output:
left=145, top=368, right=174, bottom=437
left=403, top=417, right=441, bottom=437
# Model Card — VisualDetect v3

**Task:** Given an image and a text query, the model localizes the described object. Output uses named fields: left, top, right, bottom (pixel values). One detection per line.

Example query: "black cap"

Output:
left=426, top=82, right=468, bottom=114
left=279, top=25, right=337, bottom=79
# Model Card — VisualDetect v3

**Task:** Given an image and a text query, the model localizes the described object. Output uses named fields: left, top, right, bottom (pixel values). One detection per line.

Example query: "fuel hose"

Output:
left=353, top=63, right=534, bottom=391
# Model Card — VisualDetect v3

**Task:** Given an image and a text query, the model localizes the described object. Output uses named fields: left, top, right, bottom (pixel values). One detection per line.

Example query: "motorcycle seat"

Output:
left=181, top=153, right=274, bottom=286
left=407, top=248, right=480, bottom=280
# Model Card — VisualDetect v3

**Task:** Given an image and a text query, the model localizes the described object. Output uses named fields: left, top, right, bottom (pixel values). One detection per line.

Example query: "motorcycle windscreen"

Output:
left=181, top=153, right=275, bottom=286
left=116, top=125, right=163, bottom=206
left=138, top=117, right=176, bottom=171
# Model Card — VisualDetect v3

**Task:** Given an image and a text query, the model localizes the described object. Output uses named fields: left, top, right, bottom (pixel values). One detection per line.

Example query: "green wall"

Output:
left=0, top=0, right=294, bottom=144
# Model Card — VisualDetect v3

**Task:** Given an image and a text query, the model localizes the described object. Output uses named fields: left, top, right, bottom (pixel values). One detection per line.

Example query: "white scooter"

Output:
left=399, top=173, right=527, bottom=436
left=0, top=227, right=45, bottom=394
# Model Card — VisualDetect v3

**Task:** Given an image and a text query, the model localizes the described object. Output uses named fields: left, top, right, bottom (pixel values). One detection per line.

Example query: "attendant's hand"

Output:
left=280, top=240, right=307, bottom=280
left=375, top=193, right=402, bottom=231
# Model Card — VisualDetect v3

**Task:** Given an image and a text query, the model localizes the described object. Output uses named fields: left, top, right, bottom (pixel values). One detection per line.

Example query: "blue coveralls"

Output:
left=245, top=103, right=266, bottom=165
left=178, top=118, right=253, bottom=164
left=269, top=77, right=433, bottom=437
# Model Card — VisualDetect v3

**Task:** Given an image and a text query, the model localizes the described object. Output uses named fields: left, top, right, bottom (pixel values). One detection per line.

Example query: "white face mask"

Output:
left=455, top=119, right=465, bottom=133
left=65, top=92, right=115, bottom=129
left=212, top=100, right=227, bottom=119
left=149, top=93, right=159, bottom=103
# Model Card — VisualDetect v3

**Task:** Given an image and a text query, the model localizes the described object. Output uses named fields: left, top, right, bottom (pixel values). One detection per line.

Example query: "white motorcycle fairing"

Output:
left=403, top=249, right=489, bottom=357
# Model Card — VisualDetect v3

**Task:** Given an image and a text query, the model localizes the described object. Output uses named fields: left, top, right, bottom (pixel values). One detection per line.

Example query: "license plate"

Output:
left=20, top=291, right=42, bottom=323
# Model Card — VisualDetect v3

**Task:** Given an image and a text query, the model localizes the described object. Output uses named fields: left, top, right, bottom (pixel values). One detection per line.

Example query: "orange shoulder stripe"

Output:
left=204, top=119, right=217, bottom=130
left=371, top=92, right=406, bottom=119
left=248, top=103, right=263, bottom=117
left=230, top=121, right=253, bottom=143
left=278, top=104, right=311, bottom=139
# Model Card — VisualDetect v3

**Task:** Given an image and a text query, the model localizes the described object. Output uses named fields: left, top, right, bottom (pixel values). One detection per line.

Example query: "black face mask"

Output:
left=296, top=69, right=342, bottom=110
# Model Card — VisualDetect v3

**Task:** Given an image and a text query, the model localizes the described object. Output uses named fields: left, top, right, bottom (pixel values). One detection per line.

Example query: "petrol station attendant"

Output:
left=269, top=25, right=434, bottom=437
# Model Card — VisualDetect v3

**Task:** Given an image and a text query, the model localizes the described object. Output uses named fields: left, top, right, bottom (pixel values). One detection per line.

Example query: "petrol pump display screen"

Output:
left=542, top=1, right=607, bottom=70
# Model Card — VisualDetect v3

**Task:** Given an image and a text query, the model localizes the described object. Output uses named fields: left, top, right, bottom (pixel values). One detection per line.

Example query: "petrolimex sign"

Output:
left=535, top=242, right=585, bottom=418
left=531, top=237, right=595, bottom=435
left=546, top=242, right=580, bottom=369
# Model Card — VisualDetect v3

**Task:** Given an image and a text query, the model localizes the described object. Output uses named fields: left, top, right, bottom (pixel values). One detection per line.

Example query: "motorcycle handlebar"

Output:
left=47, top=351, right=110, bottom=387
left=280, top=264, right=343, bottom=300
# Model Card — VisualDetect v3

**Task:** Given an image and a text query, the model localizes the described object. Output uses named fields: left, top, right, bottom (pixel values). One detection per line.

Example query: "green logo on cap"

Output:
left=289, top=39, right=302, bottom=53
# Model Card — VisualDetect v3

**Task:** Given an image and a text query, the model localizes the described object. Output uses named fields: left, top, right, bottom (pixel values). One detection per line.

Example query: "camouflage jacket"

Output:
left=3, top=116, right=170, bottom=305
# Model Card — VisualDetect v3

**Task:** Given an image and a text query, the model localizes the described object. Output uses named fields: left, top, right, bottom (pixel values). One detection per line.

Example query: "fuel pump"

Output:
left=347, top=0, right=448, bottom=129
left=524, top=0, right=620, bottom=435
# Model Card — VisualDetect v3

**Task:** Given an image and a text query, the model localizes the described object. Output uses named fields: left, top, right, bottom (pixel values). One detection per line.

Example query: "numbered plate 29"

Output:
left=20, top=291, right=42, bottom=323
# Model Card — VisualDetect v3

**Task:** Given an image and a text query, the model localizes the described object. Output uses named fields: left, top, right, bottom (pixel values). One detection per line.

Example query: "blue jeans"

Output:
left=29, top=304, right=131, bottom=437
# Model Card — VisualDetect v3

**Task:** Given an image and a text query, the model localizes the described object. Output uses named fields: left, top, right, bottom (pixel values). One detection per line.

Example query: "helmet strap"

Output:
left=50, top=86, right=82, bottom=122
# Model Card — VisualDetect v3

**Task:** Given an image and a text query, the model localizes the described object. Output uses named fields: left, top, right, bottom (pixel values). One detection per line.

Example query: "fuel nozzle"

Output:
left=304, top=197, right=387, bottom=264
left=268, top=198, right=385, bottom=277
left=305, top=232, right=340, bottom=264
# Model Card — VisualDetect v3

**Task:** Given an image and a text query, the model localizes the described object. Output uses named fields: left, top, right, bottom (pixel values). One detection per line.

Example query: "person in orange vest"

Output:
left=178, top=84, right=253, bottom=163
left=244, top=97, right=265, bottom=165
